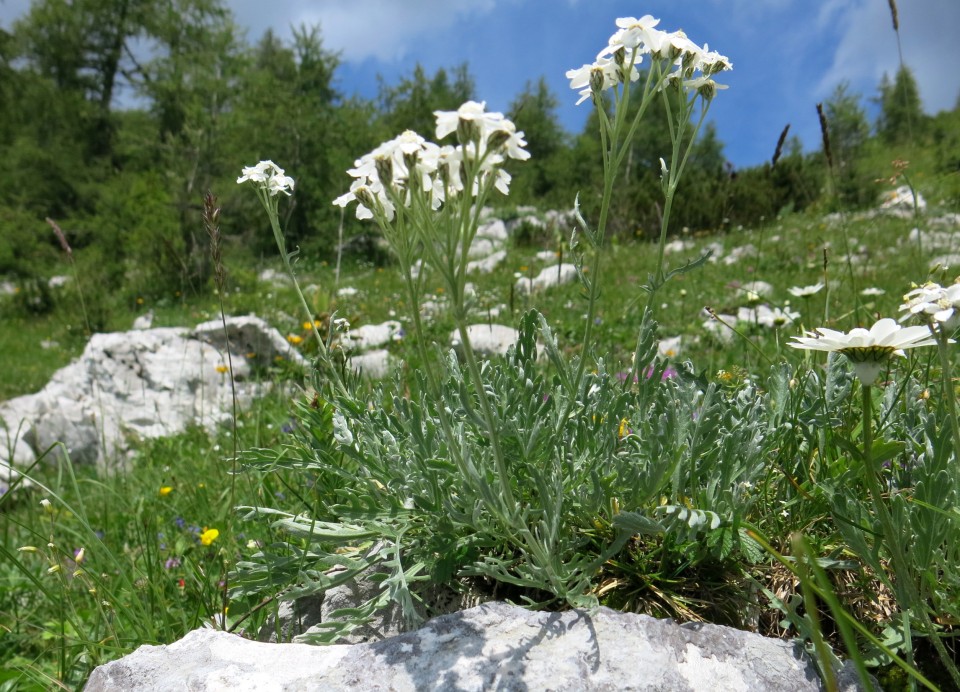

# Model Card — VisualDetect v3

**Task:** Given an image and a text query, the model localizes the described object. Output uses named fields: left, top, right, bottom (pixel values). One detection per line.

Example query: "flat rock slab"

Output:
left=85, top=601, right=830, bottom=691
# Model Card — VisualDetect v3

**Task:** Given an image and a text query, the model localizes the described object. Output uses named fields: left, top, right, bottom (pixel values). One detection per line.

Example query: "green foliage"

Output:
left=376, top=62, right=475, bottom=138
left=877, top=65, right=928, bottom=144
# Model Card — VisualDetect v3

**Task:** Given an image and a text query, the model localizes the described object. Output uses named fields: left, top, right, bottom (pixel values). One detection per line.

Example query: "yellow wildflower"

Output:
left=287, top=334, right=303, bottom=345
left=199, top=528, right=219, bottom=546
left=215, top=364, right=228, bottom=374
left=159, top=486, right=173, bottom=497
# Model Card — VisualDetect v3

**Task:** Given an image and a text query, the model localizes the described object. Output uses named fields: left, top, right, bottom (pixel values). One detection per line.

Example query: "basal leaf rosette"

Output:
left=789, top=318, right=937, bottom=386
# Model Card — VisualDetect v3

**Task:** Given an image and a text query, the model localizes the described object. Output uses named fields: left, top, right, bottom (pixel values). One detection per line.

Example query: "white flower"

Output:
left=610, top=15, right=663, bottom=52
left=788, top=283, right=825, bottom=298
left=861, top=287, right=886, bottom=297
left=900, top=281, right=960, bottom=329
left=658, top=335, right=681, bottom=358
left=565, top=55, right=630, bottom=105
left=789, top=318, right=939, bottom=385
left=237, top=160, right=295, bottom=196
left=681, top=75, right=728, bottom=100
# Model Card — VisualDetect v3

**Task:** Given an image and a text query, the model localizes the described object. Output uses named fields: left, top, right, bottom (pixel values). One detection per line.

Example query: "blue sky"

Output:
left=2, top=0, right=958, bottom=168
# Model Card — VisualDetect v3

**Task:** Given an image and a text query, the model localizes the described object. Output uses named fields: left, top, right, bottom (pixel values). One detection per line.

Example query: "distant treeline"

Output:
left=1, top=0, right=958, bottom=309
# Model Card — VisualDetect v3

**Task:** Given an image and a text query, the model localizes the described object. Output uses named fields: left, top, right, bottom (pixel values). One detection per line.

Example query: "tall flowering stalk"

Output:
left=237, top=161, right=348, bottom=397
left=564, top=16, right=731, bottom=391
left=790, top=318, right=960, bottom=687
left=333, top=102, right=530, bottom=518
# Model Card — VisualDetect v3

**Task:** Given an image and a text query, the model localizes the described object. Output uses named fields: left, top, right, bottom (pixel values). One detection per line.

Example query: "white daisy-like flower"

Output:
left=788, top=283, right=825, bottom=298
left=900, top=281, right=960, bottom=329
left=789, top=318, right=939, bottom=385
left=237, top=160, right=295, bottom=196
left=860, top=287, right=886, bottom=297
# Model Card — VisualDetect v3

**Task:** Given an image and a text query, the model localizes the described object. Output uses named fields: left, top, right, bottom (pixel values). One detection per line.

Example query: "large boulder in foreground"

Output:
left=0, top=315, right=300, bottom=475
left=84, top=601, right=852, bottom=691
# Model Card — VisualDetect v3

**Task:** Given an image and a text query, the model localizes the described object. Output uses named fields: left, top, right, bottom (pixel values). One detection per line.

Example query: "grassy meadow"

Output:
left=2, top=184, right=960, bottom=689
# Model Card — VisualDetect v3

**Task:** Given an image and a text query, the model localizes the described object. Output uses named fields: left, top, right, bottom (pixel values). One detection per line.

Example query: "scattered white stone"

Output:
left=880, top=184, right=926, bottom=212
left=0, top=281, right=15, bottom=296
left=450, top=324, right=519, bottom=358
left=929, top=213, right=960, bottom=228
left=476, top=218, right=508, bottom=242
left=48, top=275, right=70, bottom=289
left=662, top=239, right=694, bottom=254
left=739, top=281, right=774, bottom=299
left=337, top=286, right=359, bottom=298
left=723, top=244, right=757, bottom=266
left=347, top=349, right=394, bottom=380
left=132, top=310, right=154, bottom=330
left=514, top=263, right=578, bottom=295
left=534, top=250, right=559, bottom=262
left=342, top=321, right=403, bottom=351
left=419, top=299, right=445, bottom=318
left=468, top=237, right=498, bottom=259
left=930, top=254, right=960, bottom=271
left=39, top=340, right=59, bottom=350
left=258, top=268, right=292, bottom=286
left=467, top=249, right=506, bottom=274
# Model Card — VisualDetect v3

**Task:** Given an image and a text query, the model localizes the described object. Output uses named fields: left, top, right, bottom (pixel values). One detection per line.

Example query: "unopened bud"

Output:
left=613, top=46, right=627, bottom=68
left=697, top=80, right=717, bottom=101
left=374, top=156, right=393, bottom=187
left=354, top=185, right=377, bottom=211
left=486, top=129, right=510, bottom=152
left=589, top=67, right=606, bottom=95
left=457, top=117, right=480, bottom=147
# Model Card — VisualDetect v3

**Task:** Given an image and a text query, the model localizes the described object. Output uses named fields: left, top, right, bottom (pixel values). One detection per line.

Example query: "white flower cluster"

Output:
left=900, top=281, right=960, bottom=329
left=333, top=101, right=529, bottom=221
left=566, top=15, right=732, bottom=106
left=237, top=160, right=295, bottom=196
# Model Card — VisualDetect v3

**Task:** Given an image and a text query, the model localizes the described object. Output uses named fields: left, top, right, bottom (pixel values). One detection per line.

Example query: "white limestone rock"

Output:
left=880, top=184, right=925, bottom=212
left=514, top=263, right=578, bottom=295
left=467, top=249, right=506, bottom=274
left=0, top=316, right=297, bottom=472
left=346, top=349, right=394, bottom=380
left=85, top=601, right=866, bottom=691
left=342, top=321, right=403, bottom=352
left=450, top=324, right=519, bottom=358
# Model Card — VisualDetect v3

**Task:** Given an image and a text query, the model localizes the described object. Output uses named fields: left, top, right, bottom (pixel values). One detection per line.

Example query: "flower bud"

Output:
left=697, top=80, right=717, bottom=101
left=354, top=185, right=377, bottom=211
left=374, top=156, right=393, bottom=187
left=457, top=117, right=480, bottom=147
left=613, top=46, right=627, bottom=68
left=486, top=129, right=510, bottom=152
left=589, top=67, right=606, bottom=96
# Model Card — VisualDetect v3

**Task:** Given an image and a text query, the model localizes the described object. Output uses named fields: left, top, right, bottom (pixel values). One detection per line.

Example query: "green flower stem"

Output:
left=933, top=327, right=960, bottom=466
left=572, top=65, right=660, bottom=398
left=259, top=190, right=347, bottom=398
left=861, top=384, right=960, bottom=689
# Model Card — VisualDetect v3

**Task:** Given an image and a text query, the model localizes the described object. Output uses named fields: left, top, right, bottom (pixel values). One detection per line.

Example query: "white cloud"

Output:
left=234, top=0, right=498, bottom=63
left=818, top=0, right=960, bottom=114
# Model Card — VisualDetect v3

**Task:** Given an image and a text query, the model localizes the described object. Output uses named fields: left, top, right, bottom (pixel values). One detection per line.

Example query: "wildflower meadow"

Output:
left=3, top=6, right=960, bottom=691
